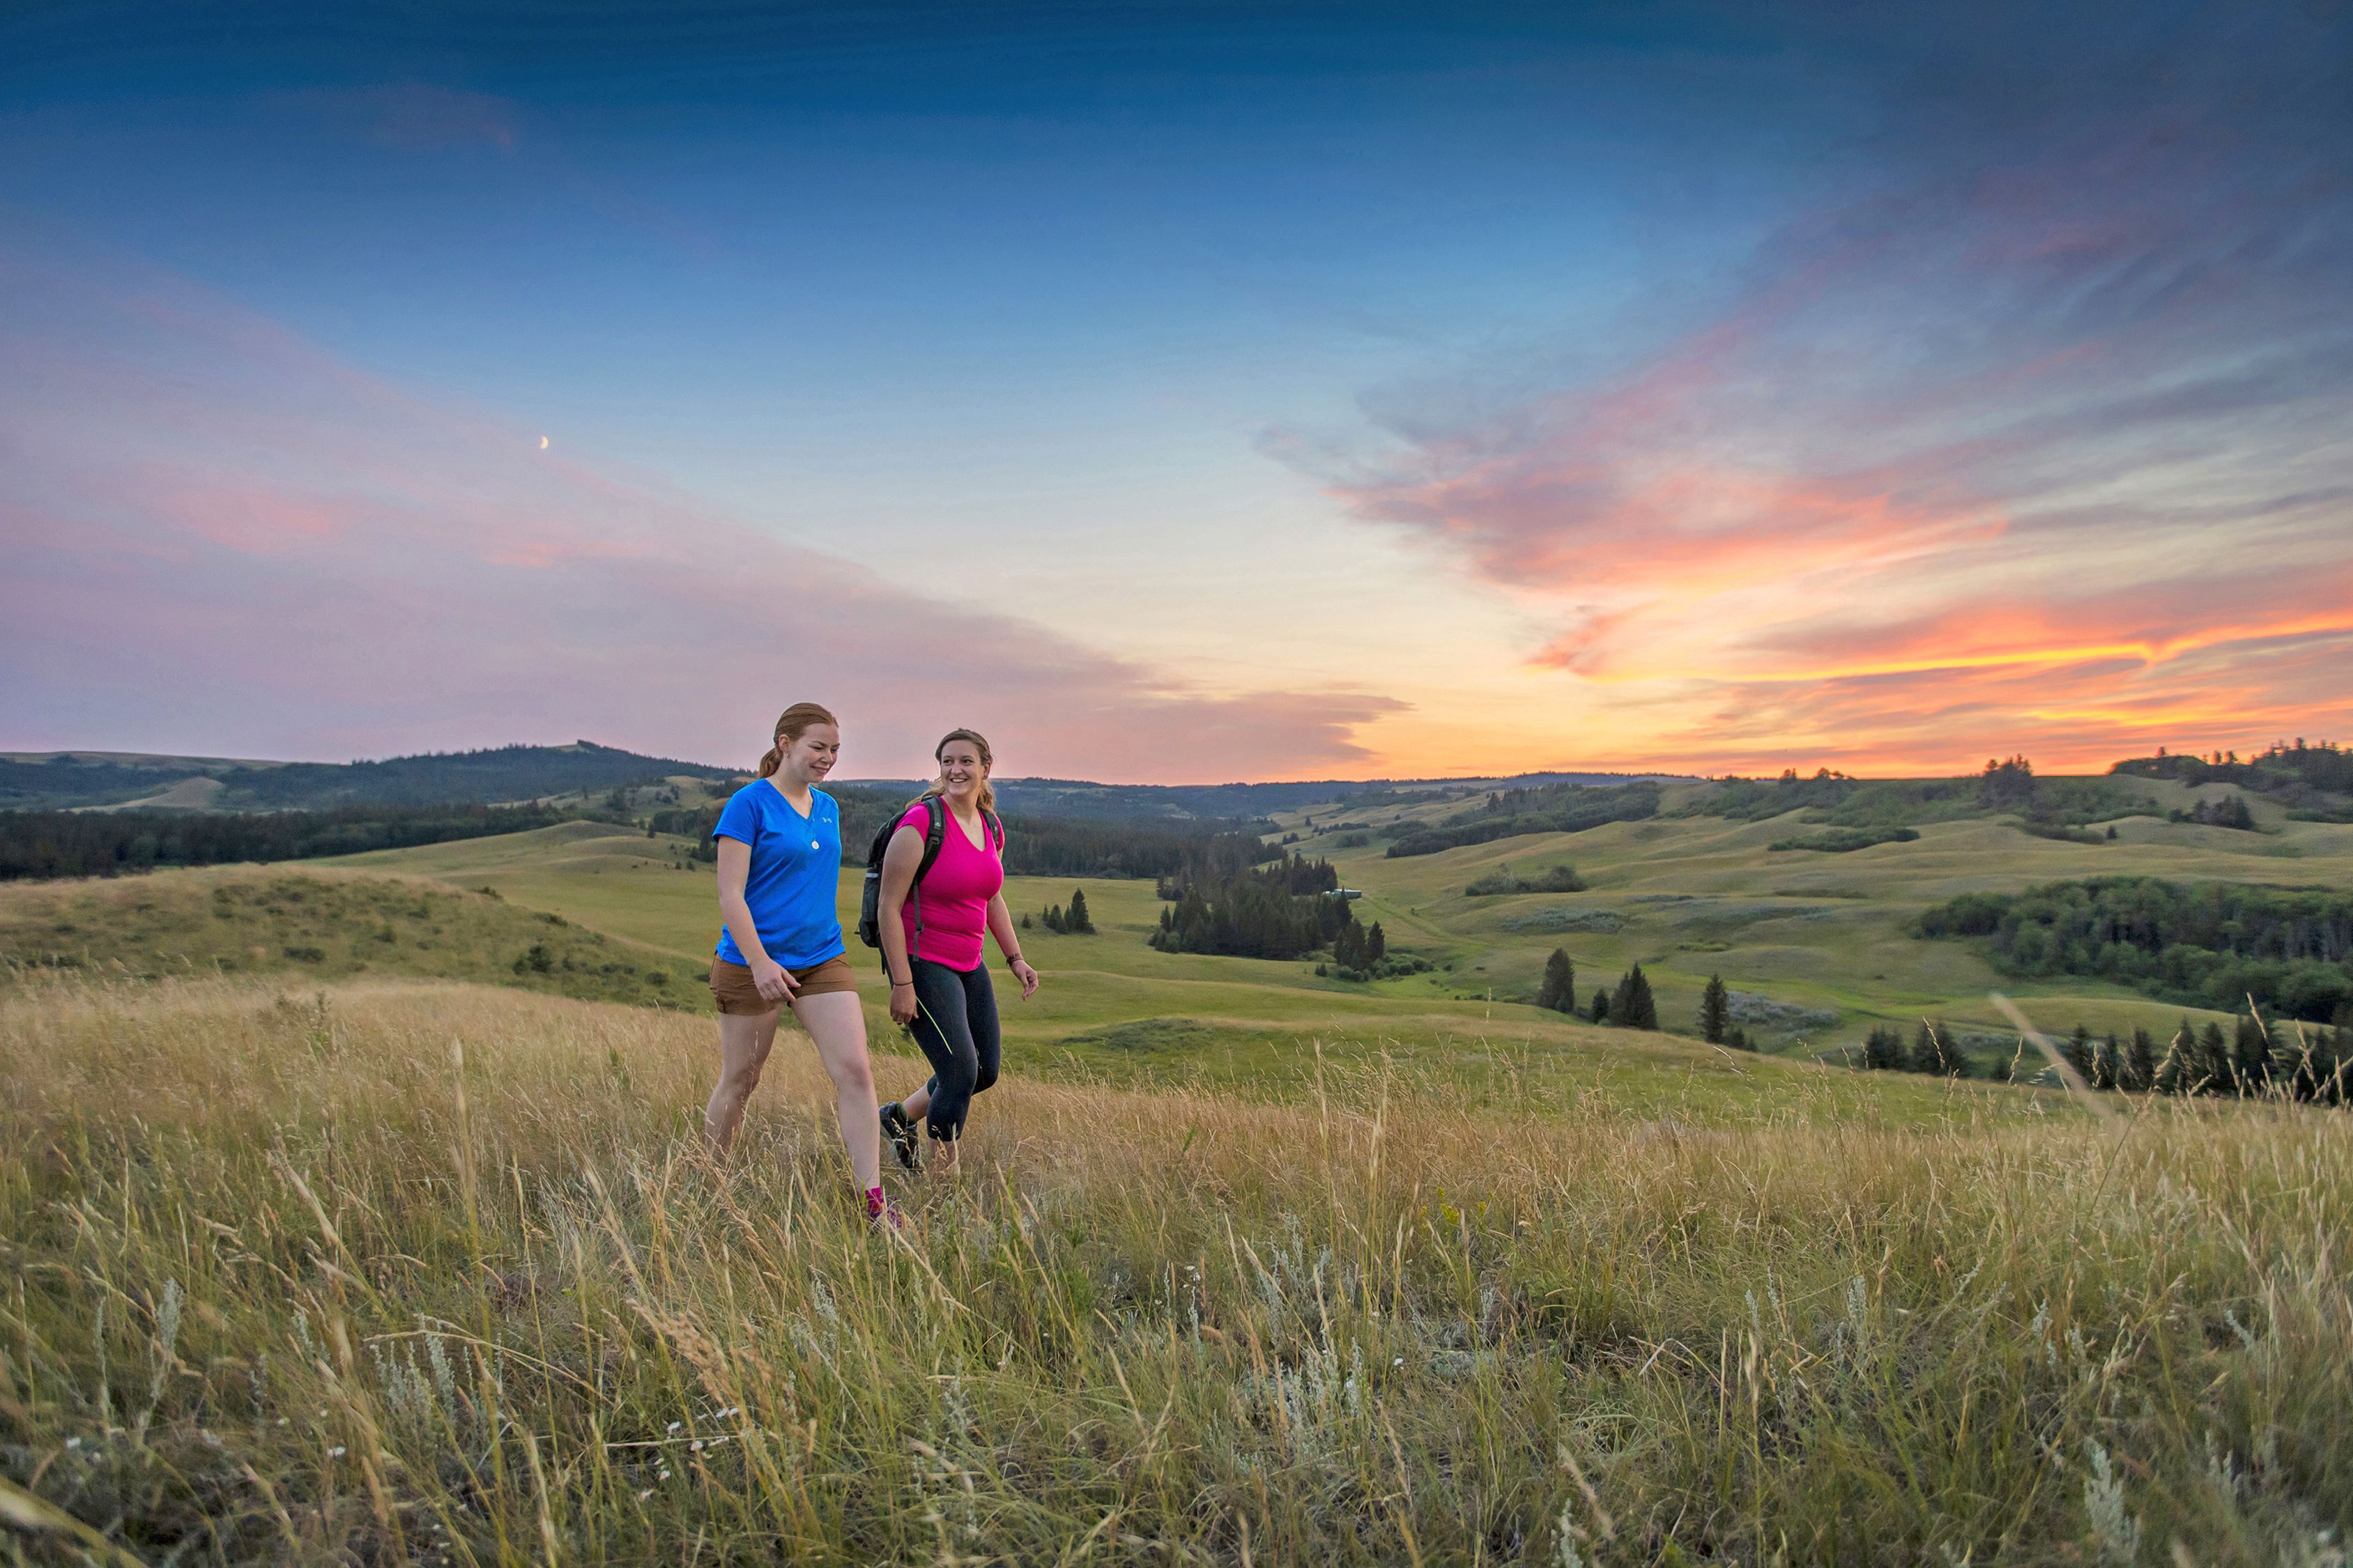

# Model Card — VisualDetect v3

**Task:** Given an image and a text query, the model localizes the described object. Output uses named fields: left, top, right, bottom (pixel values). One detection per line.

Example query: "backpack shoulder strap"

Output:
left=913, top=796, right=948, bottom=884
left=982, top=808, right=1004, bottom=852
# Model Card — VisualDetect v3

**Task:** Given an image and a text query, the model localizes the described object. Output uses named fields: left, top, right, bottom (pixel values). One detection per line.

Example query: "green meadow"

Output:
left=6, top=778, right=2352, bottom=1562
left=308, top=772, right=2353, bottom=1077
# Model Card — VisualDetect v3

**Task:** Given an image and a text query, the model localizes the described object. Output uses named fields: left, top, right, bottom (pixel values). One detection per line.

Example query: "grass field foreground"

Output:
left=3, top=977, right=2350, bottom=1564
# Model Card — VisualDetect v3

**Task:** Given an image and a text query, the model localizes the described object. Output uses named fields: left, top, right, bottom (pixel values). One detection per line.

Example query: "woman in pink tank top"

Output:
left=875, top=728, right=1041, bottom=1174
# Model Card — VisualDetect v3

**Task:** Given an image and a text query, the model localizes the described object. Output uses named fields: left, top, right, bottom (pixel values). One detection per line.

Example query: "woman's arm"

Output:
left=986, top=893, right=1040, bottom=999
left=715, top=838, right=797, bottom=1003
left=876, top=824, right=926, bottom=1024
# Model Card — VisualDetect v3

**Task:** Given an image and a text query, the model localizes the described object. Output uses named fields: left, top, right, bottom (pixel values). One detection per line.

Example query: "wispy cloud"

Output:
left=0, top=247, right=1400, bottom=778
left=1285, top=8, right=2353, bottom=771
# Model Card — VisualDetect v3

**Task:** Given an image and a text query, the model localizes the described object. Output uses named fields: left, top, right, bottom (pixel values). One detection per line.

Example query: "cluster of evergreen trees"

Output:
left=1385, top=783, right=1660, bottom=859
left=1857, top=1021, right=1971, bottom=1077
left=1851, top=1012, right=2352, bottom=1103
left=1032, top=887, right=1095, bottom=934
left=2113, top=739, right=2351, bottom=804
left=1464, top=863, right=1586, bottom=896
left=1917, top=875, right=2353, bottom=1022
left=0, top=803, right=597, bottom=881
left=1150, top=855, right=1356, bottom=960
left=2170, top=795, right=2258, bottom=830
left=1528, top=948, right=1678, bottom=1031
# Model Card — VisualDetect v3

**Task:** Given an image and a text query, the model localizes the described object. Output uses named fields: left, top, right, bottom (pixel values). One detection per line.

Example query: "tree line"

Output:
left=1692, top=759, right=2149, bottom=836
left=0, top=803, right=599, bottom=881
left=650, top=790, right=1278, bottom=881
left=2113, top=739, right=2351, bottom=808
left=1385, top=783, right=1661, bottom=859
left=1917, top=875, right=2353, bottom=1022
left=1151, top=854, right=1355, bottom=961
left=1853, top=1011, right=2352, bottom=1105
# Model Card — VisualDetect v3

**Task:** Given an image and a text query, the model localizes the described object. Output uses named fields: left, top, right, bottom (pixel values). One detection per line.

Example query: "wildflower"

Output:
left=328, top=1446, right=347, bottom=1459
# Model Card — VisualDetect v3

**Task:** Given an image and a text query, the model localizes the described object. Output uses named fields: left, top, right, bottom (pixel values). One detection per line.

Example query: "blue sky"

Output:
left=3, top=1, right=2346, bottom=777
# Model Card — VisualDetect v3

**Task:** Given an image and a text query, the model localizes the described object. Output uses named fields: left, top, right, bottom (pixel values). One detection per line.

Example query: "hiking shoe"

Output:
left=880, top=1102, right=922, bottom=1172
left=868, top=1194, right=909, bottom=1232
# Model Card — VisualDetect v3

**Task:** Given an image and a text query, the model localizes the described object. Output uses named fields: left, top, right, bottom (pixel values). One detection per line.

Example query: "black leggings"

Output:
left=906, top=957, right=1000, bottom=1142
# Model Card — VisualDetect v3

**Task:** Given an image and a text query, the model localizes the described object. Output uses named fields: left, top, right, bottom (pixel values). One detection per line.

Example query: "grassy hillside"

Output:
left=0, top=859, right=707, bottom=1010
left=0, top=741, right=733, bottom=812
left=3, top=978, right=2347, bottom=1564
left=323, top=797, right=2351, bottom=1080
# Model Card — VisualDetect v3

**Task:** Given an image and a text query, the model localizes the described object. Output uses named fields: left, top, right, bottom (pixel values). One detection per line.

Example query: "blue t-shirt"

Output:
left=712, top=781, right=845, bottom=971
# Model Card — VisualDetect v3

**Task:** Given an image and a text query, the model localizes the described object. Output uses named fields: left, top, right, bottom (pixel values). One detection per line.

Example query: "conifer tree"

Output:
left=2095, top=1031, right=2123, bottom=1091
left=1908, top=1020, right=1938, bottom=1075
left=1726, top=1024, right=1752, bottom=1051
left=2063, top=1022, right=2097, bottom=1085
left=1699, top=974, right=1730, bottom=1043
left=1066, top=886, right=1094, bottom=934
left=1862, top=1025, right=1903, bottom=1071
left=1367, top=921, right=1386, bottom=964
left=2124, top=1027, right=2156, bottom=1093
left=1535, top=948, right=1575, bottom=1013
left=2233, top=1011, right=2270, bottom=1092
left=1590, top=990, right=1611, bottom=1024
left=2154, top=1018, right=2195, bottom=1096
left=2198, top=1021, right=2230, bottom=1093
left=1611, top=964, right=1658, bottom=1030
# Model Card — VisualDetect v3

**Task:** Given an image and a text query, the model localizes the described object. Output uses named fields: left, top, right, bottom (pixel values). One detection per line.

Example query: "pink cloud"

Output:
left=1300, top=112, right=2353, bottom=773
left=0, top=248, right=1400, bottom=780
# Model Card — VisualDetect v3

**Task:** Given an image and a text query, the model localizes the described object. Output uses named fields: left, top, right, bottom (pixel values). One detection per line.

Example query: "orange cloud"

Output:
left=1310, top=111, right=2353, bottom=776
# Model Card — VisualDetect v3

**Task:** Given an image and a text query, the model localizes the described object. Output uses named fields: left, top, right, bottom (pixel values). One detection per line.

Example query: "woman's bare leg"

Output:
left=792, top=990, right=882, bottom=1190
left=707, top=1009, right=781, bottom=1154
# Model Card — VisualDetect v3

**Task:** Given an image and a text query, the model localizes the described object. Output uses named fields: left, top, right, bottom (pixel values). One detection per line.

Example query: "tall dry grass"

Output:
left=3, top=974, right=2350, bottom=1565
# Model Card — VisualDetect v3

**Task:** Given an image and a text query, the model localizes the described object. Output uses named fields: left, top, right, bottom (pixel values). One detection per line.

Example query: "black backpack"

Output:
left=856, top=797, right=1004, bottom=949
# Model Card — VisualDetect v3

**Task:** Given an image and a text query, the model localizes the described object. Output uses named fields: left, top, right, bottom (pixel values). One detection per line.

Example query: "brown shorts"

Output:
left=707, top=953, right=861, bottom=1016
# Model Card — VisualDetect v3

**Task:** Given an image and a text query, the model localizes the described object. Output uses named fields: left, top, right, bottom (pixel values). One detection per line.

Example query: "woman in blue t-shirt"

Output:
left=705, top=702, right=889, bottom=1221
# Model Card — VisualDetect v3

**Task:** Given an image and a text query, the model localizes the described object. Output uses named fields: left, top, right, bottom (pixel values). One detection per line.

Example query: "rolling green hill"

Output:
left=0, top=740, right=735, bottom=811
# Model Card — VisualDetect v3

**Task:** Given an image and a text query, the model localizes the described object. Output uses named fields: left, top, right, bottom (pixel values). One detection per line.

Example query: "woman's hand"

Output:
left=1010, top=958, right=1040, bottom=1000
left=889, top=980, right=919, bottom=1026
left=753, top=956, right=798, bottom=1004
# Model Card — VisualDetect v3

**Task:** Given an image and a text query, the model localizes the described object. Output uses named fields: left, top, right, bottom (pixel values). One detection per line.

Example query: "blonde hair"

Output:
left=758, top=702, right=838, bottom=778
left=923, top=728, right=995, bottom=815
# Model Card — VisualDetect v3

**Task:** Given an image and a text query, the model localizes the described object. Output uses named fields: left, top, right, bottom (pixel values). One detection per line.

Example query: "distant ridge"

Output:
left=841, top=771, right=1695, bottom=822
left=2, top=744, right=1694, bottom=818
left=0, top=741, right=734, bottom=813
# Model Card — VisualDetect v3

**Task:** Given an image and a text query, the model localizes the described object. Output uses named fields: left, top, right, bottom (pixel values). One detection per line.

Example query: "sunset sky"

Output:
left=4, top=2, right=2347, bottom=782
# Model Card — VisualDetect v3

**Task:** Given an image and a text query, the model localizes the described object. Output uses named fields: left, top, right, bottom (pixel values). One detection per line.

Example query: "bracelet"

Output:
left=889, top=977, right=914, bottom=989
left=1005, top=954, right=1026, bottom=967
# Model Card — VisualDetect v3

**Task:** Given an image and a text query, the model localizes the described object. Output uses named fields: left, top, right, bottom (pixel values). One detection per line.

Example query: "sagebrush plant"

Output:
left=3, top=975, right=2350, bottom=1565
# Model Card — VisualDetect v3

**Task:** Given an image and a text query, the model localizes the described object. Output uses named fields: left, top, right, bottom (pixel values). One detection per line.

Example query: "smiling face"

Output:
left=782, top=723, right=839, bottom=782
left=935, top=737, right=986, bottom=801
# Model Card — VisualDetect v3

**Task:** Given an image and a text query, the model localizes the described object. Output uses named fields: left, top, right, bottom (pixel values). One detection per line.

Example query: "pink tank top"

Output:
left=899, top=803, right=1004, bottom=970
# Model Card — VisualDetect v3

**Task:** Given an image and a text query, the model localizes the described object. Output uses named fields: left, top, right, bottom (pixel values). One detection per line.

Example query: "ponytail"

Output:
left=760, top=702, right=838, bottom=777
left=925, top=728, right=996, bottom=816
